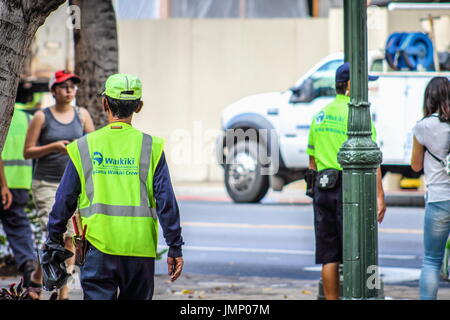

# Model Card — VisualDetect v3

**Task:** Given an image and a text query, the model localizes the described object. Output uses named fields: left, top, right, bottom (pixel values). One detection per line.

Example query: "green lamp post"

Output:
left=338, top=0, right=383, bottom=299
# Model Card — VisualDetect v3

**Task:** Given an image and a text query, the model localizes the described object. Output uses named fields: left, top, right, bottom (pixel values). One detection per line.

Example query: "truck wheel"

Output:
left=224, top=140, right=270, bottom=203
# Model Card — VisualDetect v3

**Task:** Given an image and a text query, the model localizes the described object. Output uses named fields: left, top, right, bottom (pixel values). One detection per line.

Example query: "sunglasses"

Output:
left=56, top=84, right=78, bottom=91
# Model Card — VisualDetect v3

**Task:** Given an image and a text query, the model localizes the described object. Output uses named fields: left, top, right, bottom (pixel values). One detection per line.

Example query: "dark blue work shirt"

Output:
left=47, top=152, right=184, bottom=258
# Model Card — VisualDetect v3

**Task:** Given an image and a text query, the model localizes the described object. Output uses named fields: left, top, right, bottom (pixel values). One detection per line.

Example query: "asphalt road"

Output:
left=155, top=200, right=430, bottom=284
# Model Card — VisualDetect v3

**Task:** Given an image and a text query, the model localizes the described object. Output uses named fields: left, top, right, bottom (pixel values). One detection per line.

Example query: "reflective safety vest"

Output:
left=15, top=92, right=44, bottom=111
left=67, top=122, right=165, bottom=257
left=1, top=106, right=32, bottom=189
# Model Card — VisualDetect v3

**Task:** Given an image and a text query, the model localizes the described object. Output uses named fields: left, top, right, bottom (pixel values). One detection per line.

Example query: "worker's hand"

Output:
left=52, top=140, right=70, bottom=154
left=377, top=193, right=386, bottom=223
left=167, top=256, right=184, bottom=282
left=1, top=185, right=12, bottom=210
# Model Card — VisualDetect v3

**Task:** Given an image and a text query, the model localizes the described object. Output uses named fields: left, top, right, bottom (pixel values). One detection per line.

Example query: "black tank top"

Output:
left=34, top=107, right=84, bottom=183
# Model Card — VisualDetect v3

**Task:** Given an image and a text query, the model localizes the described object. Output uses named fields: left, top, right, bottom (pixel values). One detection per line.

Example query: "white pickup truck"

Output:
left=216, top=51, right=450, bottom=203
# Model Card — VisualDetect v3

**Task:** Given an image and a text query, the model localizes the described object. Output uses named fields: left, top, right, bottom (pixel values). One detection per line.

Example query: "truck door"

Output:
left=278, top=59, right=343, bottom=169
left=369, top=74, right=410, bottom=166
left=403, top=75, right=430, bottom=164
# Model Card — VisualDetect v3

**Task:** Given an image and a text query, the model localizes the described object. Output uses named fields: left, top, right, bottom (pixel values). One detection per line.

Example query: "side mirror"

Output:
left=289, top=87, right=302, bottom=104
left=289, top=86, right=300, bottom=95
left=290, top=78, right=315, bottom=103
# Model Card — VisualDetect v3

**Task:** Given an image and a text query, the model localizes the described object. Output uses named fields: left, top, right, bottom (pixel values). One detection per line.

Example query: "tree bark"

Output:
left=0, top=0, right=66, bottom=153
left=22, top=37, right=35, bottom=77
left=70, top=0, right=118, bottom=129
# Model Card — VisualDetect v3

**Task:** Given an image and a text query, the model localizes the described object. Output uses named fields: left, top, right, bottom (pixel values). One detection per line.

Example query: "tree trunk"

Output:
left=0, top=0, right=66, bottom=153
left=22, top=37, right=35, bottom=77
left=70, top=0, right=118, bottom=129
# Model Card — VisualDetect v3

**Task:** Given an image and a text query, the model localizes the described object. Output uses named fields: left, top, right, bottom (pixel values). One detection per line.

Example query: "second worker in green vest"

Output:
left=306, top=62, right=386, bottom=300
left=42, top=74, right=184, bottom=300
left=0, top=105, right=37, bottom=288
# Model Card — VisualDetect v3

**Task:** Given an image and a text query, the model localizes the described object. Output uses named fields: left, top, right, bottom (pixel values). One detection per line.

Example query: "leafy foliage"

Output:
left=0, top=278, right=59, bottom=300
left=0, top=235, right=6, bottom=246
left=0, top=279, right=33, bottom=300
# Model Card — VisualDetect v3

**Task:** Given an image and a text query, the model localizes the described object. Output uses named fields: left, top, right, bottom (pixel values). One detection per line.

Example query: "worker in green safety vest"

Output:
left=41, top=74, right=184, bottom=300
left=306, top=62, right=386, bottom=300
left=0, top=105, right=38, bottom=288
left=15, top=92, right=44, bottom=115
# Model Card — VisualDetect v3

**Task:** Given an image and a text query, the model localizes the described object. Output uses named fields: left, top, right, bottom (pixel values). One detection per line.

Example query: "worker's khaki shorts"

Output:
left=31, top=179, right=75, bottom=237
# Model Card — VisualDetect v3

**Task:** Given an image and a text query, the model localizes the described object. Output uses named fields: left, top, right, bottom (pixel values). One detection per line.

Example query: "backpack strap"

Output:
left=74, top=106, right=86, bottom=132
left=423, top=114, right=450, bottom=167
left=425, top=147, right=447, bottom=167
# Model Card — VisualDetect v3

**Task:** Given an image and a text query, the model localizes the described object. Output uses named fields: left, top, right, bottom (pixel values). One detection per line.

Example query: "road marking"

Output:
left=176, top=195, right=312, bottom=204
left=379, top=254, right=418, bottom=260
left=181, top=221, right=423, bottom=235
left=159, top=245, right=315, bottom=255
left=158, top=245, right=418, bottom=260
left=379, top=228, right=422, bottom=235
left=182, top=221, right=313, bottom=230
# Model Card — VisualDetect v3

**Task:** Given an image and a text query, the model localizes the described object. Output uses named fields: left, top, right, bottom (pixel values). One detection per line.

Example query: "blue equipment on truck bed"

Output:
left=385, top=32, right=435, bottom=71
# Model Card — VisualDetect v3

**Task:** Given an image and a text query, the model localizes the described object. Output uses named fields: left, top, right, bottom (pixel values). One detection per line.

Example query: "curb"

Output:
left=385, top=193, right=425, bottom=207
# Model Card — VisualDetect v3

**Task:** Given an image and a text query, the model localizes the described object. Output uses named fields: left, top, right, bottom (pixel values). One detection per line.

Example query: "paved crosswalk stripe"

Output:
left=158, top=245, right=418, bottom=260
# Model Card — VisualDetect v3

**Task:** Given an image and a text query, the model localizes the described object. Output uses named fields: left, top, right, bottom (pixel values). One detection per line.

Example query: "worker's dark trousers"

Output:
left=80, top=242, right=155, bottom=300
left=0, top=189, right=36, bottom=270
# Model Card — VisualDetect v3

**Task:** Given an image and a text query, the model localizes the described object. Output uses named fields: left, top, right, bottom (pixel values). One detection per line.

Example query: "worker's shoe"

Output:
left=19, top=260, right=37, bottom=288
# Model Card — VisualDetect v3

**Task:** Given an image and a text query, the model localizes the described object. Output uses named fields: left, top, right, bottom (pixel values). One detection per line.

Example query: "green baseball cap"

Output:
left=102, top=74, right=142, bottom=100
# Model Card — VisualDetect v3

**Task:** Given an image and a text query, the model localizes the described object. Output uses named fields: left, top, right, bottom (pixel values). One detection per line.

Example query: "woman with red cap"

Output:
left=24, top=70, right=95, bottom=299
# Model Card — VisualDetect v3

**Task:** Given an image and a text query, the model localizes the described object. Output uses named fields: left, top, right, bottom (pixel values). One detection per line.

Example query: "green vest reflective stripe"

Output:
left=67, top=123, right=164, bottom=258
left=3, top=160, right=32, bottom=166
left=1, top=106, right=32, bottom=189
left=79, top=203, right=158, bottom=218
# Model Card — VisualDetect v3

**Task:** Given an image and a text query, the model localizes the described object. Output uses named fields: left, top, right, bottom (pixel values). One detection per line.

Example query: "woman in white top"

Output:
left=411, top=76, right=450, bottom=300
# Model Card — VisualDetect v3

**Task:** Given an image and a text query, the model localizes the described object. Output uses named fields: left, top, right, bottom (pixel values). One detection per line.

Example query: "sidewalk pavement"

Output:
left=2, top=272, right=450, bottom=300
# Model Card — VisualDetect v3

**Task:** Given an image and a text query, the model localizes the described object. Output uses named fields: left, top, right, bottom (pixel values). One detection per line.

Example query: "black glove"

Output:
left=38, top=233, right=74, bottom=291
left=42, top=233, right=73, bottom=264
left=47, top=233, right=64, bottom=246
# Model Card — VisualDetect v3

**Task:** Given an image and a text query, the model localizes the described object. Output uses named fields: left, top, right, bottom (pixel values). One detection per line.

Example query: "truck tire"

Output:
left=224, top=139, right=270, bottom=203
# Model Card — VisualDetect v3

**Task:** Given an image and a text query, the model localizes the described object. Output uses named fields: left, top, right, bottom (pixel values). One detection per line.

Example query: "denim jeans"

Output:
left=419, top=200, right=450, bottom=300
left=80, top=243, right=155, bottom=300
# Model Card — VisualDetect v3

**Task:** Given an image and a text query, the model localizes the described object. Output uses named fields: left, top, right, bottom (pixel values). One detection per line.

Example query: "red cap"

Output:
left=49, top=70, right=80, bottom=90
